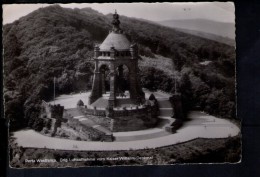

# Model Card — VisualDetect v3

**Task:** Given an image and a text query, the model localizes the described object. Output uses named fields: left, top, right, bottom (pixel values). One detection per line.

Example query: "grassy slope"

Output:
left=9, top=136, right=241, bottom=168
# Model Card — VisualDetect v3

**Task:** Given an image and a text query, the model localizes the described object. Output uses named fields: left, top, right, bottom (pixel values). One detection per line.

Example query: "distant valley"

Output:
left=156, top=19, right=235, bottom=46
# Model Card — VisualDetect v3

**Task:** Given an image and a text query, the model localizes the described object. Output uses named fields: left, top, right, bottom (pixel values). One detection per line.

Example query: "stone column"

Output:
left=129, top=45, right=145, bottom=103
left=102, top=72, right=106, bottom=94
left=129, top=46, right=137, bottom=101
left=108, top=62, right=116, bottom=108
left=117, top=65, right=124, bottom=93
left=110, top=47, right=115, bottom=59
left=89, top=59, right=102, bottom=104
left=130, top=44, right=137, bottom=59
left=94, top=45, right=100, bottom=58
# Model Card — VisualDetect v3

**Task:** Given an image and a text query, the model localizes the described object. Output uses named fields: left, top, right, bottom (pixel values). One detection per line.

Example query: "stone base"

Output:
left=91, top=97, right=137, bottom=109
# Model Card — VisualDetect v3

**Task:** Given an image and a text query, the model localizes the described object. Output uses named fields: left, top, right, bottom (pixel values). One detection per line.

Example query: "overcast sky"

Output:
left=3, top=2, right=235, bottom=25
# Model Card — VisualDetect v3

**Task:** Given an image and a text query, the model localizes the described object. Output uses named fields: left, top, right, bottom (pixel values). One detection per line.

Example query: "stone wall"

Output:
left=41, top=101, right=67, bottom=135
left=64, top=109, right=113, bottom=142
left=79, top=106, right=106, bottom=117
left=41, top=100, right=52, bottom=118
left=110, top=106, right=148, bottom=118
left=79, top=103, right=158, bottom=119
left=50, top=104, right=64, bottom=119
left=78, top=100, right=159, bottom=132
left=41, top=101, right=65, bottom=120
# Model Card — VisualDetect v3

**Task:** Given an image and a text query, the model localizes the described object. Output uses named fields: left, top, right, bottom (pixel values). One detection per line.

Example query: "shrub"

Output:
left=33, top=118, right=45, bottom=132
left=148, top=93, right=156, bottom=100
left=77, top=99, right=84, bottom=107
left=60, top=132, right=68, bottom=138
left=42, top=127, right=49, bottom=134
left=45, top=119, right=52, bottom=130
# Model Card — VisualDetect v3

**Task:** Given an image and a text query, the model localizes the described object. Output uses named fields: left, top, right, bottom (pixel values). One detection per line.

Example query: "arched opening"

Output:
left=116, top=64, right=130, bottom=98
left=99, top=64, right=110, bottom=95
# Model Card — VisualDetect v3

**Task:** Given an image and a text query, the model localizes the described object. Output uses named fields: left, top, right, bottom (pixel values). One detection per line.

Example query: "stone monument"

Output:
left=89, top=10, right=145, bottom=108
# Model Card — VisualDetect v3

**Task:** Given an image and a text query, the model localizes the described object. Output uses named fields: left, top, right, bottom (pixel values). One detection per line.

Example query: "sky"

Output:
left=2, top=2, right=235, bottom=25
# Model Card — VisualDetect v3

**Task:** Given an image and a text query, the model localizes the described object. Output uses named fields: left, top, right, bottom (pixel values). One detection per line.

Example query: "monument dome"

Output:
left=99, top=32, right=131, bottom=51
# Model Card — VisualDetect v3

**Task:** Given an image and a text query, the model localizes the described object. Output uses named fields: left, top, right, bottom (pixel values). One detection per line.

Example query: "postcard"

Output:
left=3, top=2, right=240, bottom=168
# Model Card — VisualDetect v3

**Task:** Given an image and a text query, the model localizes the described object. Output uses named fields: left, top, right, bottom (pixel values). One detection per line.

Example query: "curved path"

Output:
left=112, top=95, right=175, bottom=141
left=13, top=111, right=240, bottom=151
left=13, top=91, right=240, bottom=151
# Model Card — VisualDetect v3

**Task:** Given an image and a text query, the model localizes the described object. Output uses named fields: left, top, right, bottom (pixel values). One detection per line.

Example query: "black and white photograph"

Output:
left=3, top=2, right=240, bottom=168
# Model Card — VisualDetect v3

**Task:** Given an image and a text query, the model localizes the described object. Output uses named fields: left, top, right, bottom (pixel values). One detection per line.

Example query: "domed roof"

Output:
left=99, top=32, right=131, bottom=51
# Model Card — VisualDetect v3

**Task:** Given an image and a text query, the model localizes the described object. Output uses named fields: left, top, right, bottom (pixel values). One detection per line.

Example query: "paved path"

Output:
left=49, top=92, right=91, bottom=109
left=13, top=111, right=240, bottom=151
left=12, top=91, right=240, bottom=150
left=55, top=91, right=176, bottom=141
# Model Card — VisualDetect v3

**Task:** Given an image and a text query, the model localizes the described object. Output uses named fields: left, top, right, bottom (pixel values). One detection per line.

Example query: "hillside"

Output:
left=156, top=19, right=235, bottom=40
left=173, top=28, right=235, bottom=46
left=3, top=5, right=236, bottom=131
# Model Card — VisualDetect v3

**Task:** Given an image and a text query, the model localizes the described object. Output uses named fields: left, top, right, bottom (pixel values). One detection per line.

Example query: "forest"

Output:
left=3, top=5, right=236, bottom=131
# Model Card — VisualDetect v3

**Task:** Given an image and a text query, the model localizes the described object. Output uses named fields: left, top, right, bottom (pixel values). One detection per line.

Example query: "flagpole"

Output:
left=54, top=77, right=55, bottom=105
left=174, top=75, right=177, bottom=94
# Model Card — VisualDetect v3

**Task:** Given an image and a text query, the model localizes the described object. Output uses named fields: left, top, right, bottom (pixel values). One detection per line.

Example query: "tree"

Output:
left=148, top=93, right=156, bottom=101
left=179, top=73, right=193, bottom=116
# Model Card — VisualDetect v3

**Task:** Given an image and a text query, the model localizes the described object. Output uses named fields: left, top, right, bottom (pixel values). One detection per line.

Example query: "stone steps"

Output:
left=91, top=98, right=108, bottom=108
left=66, top=108, right=112, bottom=135
left=93, top=125, right=112, bottom=135
left=157, top=100, right=172, bottom=108
left=66, top=108, right=83, bottom=117
left=159, top=109, right=173, bottom=117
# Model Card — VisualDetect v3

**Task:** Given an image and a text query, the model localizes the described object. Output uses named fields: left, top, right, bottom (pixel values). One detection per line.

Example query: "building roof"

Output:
left=99, top=31, right=131, bottom=51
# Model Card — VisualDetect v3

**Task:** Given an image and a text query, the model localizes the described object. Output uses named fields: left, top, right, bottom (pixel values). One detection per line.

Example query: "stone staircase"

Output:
left=91, top=98, right=108, bottom=109
left=66, top=108, right=112, bottom=135
left=157, top=99, right=172, bottom=108
left=157, top=99, right=173, bottom=117
left=159, top=108, right=173, bottom=117
left=157, top=99, right=175, bottom=128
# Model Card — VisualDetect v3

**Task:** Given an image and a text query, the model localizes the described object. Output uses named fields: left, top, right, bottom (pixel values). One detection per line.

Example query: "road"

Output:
left=13, top=111, right=240, bottom=151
